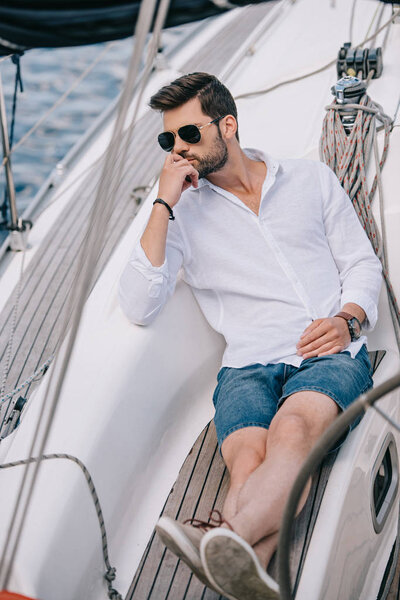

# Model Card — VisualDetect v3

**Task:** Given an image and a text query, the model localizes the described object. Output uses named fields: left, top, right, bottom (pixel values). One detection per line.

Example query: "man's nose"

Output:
left=173, top=135, right=190, bottom=154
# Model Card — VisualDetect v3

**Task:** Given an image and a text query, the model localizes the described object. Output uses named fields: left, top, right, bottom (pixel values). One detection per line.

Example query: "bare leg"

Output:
left=227, top=391, right=339, bottom=550
left=221, top=427, right=268, bottom=520
left=252, top=532, right=279, bottom=569
left=250, top=475, right=312, bottom=569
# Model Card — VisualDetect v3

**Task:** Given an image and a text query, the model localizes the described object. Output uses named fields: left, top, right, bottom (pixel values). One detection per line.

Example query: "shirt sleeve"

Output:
left=319, top=162, right=382, bottom=330
left=118, top=217, right=185, bottom=326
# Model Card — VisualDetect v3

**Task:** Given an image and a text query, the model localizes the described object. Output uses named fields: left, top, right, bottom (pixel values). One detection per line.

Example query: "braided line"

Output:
left=320, top=94, right=400, bottom=345
left=0, top=453, right=122, bottom=599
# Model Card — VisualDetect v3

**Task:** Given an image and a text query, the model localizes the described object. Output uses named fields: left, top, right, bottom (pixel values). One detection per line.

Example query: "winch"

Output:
left=331, top=76, right=367, bottom=133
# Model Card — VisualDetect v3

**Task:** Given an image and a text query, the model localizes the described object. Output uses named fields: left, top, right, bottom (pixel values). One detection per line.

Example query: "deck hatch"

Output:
left=371, top=433, right=399, bottom=534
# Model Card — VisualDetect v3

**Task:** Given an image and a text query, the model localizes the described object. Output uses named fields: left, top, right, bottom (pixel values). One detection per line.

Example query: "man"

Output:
left=119, top=72, right=382, bottom=599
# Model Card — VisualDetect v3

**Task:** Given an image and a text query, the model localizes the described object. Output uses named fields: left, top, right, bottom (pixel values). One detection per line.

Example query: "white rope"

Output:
left=368, top=2, right=385, bottom=49
left=0, top=25, right=166, bottom=422
left=349, top=0, right=358, bottom=44
left=361, top=3, right=381, bottom=47
left=0, top=355, right=54, bottom=405
left=0, top=0, right=168, bottom=429
left=373, top=133, right=388, bottom=269
left=234, top=8, right=399, bottom=101
left=0, top=0, right=170, bottom=589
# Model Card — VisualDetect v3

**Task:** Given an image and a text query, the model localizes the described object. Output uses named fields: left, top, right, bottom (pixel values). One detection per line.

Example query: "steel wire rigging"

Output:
left=0, top=0, right=171, bottom=594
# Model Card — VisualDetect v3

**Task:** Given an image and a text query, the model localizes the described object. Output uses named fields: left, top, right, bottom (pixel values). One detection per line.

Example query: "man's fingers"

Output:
left=300, top=320, right=322, bottom=338
left=180, top=166, right=199, bottom=191
left=299, top=318, right=326, bottom=341
left=170, top=152, right=186, bottom=162
left=317, top=346, right=343, bottom=357
left=297, top=321, right=330, bottom=349
left=302, top=342, right=342, bottom=359
left=182, top=164, right=199, bottom=185
left=190, top=167, right=199, bottom=187
left=297, top=332, right=334, bottom=355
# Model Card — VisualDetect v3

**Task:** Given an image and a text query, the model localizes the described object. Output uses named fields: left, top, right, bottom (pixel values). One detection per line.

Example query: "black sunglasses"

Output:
left=157, top=116, right=225, bottom=152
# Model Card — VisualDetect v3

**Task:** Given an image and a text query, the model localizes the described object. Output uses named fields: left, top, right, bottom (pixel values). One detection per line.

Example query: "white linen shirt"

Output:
left=119, top=148, right=382, bottom=368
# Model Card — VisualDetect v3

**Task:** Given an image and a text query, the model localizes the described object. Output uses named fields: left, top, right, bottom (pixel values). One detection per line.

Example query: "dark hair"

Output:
left=149, top=72, right=239, bottom=142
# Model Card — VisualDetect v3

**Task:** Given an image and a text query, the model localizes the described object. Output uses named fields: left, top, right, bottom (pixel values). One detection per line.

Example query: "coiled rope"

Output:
left=0, top=453, right=122, bottom=600
left=320, top=94, right=400, bottom=349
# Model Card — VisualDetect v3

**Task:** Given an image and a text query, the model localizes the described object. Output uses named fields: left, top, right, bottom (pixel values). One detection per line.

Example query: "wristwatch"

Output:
left=334, top=311, right=362, bottom=341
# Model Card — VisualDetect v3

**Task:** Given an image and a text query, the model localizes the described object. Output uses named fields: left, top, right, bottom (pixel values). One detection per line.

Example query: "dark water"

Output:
left=0, top=39, right=132, bottom=221
left=0, top=25, right=194, bottom=229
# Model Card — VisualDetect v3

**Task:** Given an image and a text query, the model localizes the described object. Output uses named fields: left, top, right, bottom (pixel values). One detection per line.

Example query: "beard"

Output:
left=183, top=130, right=228, bottom=179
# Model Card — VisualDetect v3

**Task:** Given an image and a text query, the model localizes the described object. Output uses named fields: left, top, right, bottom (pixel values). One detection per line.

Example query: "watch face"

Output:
left=349, top=317, right=361, bottom=340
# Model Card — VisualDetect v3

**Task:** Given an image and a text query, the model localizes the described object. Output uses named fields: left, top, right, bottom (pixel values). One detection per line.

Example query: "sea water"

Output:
left=0, top=23, right=197, bottom=240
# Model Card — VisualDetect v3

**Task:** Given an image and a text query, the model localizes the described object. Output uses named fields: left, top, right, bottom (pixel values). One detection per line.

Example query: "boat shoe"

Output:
left=156, top=510, right=230, bottom=591
left=200, top=527, right=280, bottom=600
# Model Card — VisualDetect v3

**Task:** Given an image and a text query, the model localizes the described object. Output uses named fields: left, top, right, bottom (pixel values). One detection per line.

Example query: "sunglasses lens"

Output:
left=158, top=132, right=174, bottom=151
left=179, top=124, right=201, bottom=144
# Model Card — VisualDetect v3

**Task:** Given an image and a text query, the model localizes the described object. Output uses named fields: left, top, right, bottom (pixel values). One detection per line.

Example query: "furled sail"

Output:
left=0, top=0, right=274, bottom=56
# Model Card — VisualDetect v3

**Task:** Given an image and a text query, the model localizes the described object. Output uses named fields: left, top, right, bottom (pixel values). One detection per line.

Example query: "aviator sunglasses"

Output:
left=157, top=116, right=225, bottom=152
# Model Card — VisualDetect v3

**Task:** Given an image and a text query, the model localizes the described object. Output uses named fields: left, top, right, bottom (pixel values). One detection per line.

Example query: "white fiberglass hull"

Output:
left=0, top=1, right=399, bottom=598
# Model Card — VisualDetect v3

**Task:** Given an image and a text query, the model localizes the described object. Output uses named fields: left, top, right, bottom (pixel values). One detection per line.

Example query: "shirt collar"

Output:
left=195, top=148, right=280, bottom=191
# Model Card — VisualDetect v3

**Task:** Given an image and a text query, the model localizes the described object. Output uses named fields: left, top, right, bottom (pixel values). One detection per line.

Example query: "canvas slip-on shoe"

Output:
left=200, top=527, right=280, bottom=600
left=155, top=516, right=218, bottom=591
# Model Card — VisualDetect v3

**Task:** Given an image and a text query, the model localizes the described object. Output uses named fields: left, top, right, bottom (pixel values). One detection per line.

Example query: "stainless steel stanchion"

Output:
left=0, top=69, right=30, bottom=251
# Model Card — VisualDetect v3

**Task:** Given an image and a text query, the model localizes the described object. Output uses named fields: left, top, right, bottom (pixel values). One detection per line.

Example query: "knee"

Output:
left=224, top=445, right=266, bottom=486
left=268, top=413, right=310, bottom=449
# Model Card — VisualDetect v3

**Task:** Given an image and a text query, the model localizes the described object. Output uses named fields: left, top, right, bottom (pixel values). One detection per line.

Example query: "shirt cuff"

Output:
left=127, top=239, right=169, bottom=299
left=129, top=239, right=169, bottom=277
left=340, top=291, right=378, bottom=331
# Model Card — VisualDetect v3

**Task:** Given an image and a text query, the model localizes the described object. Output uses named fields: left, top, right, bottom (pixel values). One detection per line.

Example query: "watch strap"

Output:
left=334, top=311, right=362, bottom=341
left=334, top=311, right=353, bottom=322
left=335, top=312, right=362, bottom=330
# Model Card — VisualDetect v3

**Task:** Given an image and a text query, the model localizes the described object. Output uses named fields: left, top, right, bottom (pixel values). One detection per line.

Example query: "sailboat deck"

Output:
left=126, top=420, right=334, bottom=600
left=0, top=2, right=276, bottom=427
left=0, top=1, right=398, bottom=597
left=127, top=349, right=387, bottom=600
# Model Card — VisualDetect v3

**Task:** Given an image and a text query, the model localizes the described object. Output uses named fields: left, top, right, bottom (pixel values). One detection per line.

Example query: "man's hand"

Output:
left=157, top=152, right=199, bottom=208
left=296, top=317, right=351, bottom=359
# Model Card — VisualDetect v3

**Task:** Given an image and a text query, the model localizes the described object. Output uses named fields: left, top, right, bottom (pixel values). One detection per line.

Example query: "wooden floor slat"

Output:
left=129, top=352, right=386, bottom=599
left=128, top=420, right=336, bottom=600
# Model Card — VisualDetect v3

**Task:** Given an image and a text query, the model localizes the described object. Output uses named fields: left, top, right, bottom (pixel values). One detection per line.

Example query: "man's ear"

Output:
left=221, top=115, right=237, bottom=140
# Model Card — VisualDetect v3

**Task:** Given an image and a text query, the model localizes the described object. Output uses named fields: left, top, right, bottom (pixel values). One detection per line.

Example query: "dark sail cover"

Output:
left=0, top=0, right=273, bottom=56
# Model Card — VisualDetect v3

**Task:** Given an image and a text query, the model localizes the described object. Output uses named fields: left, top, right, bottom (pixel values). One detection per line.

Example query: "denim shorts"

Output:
left=212, top=344, right=373, bottom=450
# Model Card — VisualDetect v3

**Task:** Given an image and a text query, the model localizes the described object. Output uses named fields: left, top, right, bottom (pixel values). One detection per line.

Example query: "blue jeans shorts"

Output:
left=212, top=345, right=373, bottom=451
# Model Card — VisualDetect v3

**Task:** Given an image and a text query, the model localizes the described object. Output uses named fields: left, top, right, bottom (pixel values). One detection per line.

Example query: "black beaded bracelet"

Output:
left=153, top=198, right=175, bottom=220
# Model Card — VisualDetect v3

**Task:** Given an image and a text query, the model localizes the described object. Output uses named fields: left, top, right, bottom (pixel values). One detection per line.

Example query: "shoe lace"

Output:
left=183, top=509, right=233, bottom=532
